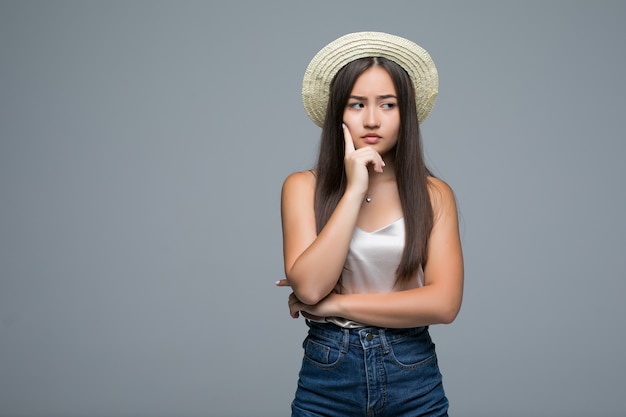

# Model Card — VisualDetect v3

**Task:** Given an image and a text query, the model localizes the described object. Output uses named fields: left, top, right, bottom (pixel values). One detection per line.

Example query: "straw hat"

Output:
left=302, top=31, right=438, bottom=127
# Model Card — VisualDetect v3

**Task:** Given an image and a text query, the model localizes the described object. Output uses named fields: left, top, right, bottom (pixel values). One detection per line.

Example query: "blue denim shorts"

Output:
left=291, top=320, right=448, bottom=417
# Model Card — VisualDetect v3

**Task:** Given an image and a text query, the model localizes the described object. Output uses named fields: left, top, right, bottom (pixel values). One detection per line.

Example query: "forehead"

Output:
left=350, top=65, right=396, bottom=94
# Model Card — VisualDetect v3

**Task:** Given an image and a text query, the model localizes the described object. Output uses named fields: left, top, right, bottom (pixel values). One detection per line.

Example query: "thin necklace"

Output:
left=365, top=171, right=394, bottom=203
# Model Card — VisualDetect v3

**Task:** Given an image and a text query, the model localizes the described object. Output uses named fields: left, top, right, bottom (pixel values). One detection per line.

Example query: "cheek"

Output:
left=342, top=110, right=355, bottom=125
left=389, top=115, right=400, bottom=137
left=342, top=118, right=359, bottom=134
left=388, top=125, right=400, bottom=146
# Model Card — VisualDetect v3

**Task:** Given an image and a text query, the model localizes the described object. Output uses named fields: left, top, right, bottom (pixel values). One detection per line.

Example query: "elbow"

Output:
left=438, top=301, right=462, bottom=325
left=429, top=285, right=463, bottom=325
left=291, top=286, right=327, bottom=306
left=285, top=273, right=328, bottom=305
left=438, top=309, right=459, bottom=325
left=297, top=293, right=325, bottom=306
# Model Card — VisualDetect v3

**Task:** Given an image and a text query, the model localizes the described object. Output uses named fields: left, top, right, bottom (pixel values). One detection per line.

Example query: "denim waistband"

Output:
left=305, top=319, right=428, bottom=351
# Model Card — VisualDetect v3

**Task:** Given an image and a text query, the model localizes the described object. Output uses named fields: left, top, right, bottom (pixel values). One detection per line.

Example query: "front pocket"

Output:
left=387, top=333, right=438, bottom=370
left=302, top=337, right=345, bottom=369
left=390, top=349, right=438, bottom=370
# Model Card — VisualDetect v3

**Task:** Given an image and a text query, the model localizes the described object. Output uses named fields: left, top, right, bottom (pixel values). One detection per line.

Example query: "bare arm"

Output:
left=281, top=125, right=385, bottom=305
left=287, top=177, right=464, bottom=328
left=281, top=171, right=361, bottom=305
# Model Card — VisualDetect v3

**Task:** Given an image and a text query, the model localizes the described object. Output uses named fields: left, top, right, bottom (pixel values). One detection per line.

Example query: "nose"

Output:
left=364, top=107, right=380, bottom=129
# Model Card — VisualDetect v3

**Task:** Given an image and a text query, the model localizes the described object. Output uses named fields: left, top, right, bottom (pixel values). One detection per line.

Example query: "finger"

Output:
left=367, top=149, right=385, bottom=173
left=302, top=311, right=325, bottom=321
left=374, top=156, right=385, bottom=173
left=359, top=149, right=385, bottom=173
left=342, top=123, right=355, bottom=154
left=288, top=295, right=301, bottom=318
left=353, top=147, right=385, bottom=173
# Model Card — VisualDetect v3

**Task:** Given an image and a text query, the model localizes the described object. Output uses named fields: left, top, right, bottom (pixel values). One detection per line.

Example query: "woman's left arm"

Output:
left=288, top=178, right=464, bottom=328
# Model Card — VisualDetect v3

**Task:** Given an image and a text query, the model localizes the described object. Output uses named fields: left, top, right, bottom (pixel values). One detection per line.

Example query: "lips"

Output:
left=362, top=135, right=382, bottom=144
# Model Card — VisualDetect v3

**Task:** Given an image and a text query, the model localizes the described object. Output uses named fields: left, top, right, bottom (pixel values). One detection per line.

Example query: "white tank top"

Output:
left=325, top=217, right=424, bottom=328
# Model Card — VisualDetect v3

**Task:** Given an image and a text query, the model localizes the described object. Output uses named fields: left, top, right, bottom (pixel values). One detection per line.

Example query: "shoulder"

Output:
left=426, top=176, right=458, bottom=221
left=426, top=176, right=454, bottom=196
left=281, top=170, right=317, bottom=224
left=282, top=170, right=316, bottom=194
left=281, top=170, right=317, bottom=205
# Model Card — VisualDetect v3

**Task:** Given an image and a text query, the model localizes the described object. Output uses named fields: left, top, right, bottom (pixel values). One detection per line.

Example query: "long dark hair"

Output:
left=314, top=57, right=434, bottom=283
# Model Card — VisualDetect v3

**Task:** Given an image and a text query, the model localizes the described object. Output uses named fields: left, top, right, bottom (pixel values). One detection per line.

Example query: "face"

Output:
left=342, top=65, right=400, bottom=156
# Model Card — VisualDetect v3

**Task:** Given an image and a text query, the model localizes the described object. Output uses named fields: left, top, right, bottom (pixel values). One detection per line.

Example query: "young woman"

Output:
left=277, top=32, right=464, bottom=417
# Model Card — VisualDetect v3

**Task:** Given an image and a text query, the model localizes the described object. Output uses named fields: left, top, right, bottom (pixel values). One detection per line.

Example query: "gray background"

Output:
left=1, top=1, right=625, bottom=416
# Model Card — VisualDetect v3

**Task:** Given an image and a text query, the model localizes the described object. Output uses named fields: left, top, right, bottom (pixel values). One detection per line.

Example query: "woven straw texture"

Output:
left=302, top=32, right=438, bottom=127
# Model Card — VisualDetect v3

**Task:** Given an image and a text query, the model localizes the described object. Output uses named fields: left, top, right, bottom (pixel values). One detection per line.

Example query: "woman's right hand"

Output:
left=342, top=123, right=385, bottom=197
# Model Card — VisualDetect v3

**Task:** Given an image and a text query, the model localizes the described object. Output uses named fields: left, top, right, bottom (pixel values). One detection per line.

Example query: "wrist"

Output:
left=328, top=293, right=345, bottom=318
left=343, top=187, right=367, bottom=203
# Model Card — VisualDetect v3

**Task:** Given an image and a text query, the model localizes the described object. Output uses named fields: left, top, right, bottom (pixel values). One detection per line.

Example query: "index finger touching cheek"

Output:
left=342, top=123, right=355, bottom=154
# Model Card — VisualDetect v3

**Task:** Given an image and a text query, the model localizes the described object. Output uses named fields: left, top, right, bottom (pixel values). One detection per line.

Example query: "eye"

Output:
left=347, top=102, right=364, bottom=109
left=381, top=102, right=397, bottom=109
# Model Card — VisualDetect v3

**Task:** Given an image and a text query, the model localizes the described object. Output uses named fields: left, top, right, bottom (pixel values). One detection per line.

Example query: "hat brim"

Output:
left=302, top=32, right=438, bottom=128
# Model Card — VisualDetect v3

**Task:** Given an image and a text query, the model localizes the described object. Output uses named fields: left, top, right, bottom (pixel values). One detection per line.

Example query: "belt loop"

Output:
left=341, top=328, right=350, bottom=353
left=379, top=329, right=390, bottom=354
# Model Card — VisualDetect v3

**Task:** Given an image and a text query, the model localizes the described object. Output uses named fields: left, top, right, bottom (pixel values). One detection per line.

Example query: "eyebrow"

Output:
left=349, top=94, right=398, bottom=100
